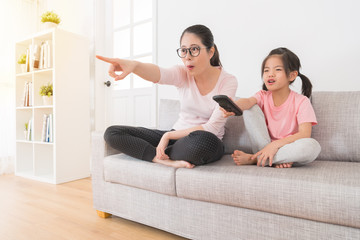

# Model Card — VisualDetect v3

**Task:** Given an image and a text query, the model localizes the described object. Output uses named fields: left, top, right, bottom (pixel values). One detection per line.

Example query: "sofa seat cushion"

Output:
left=103, top=153, right=177, bottom=196
left=175, top=156, right=360, bottom=228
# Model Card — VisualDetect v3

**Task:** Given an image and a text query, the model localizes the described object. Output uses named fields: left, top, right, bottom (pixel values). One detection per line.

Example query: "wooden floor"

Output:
left=0, top=174, right=187, bottom=240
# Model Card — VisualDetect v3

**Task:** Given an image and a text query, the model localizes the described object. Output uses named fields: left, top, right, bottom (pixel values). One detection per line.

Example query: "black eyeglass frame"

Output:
left=176, top=46, right=208, bottom=58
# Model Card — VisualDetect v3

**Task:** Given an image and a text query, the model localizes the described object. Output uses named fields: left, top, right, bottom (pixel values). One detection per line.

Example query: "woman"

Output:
left=97, top=24, right=237, bottom=168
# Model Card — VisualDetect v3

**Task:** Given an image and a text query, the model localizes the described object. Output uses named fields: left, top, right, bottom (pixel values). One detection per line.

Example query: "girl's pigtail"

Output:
left=298, top=73, right=312, bottom=98
left=262, top=83, right=267, bottom=91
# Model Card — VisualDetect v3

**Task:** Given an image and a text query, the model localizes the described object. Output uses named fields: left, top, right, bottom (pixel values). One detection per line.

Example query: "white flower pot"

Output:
left=43, top=96, right=53, bottom=105
left=24, top=130, right=28, bottom=140
left=20, top=64, right=26, bottom=73
left=43, top=22, right=58, bottom=29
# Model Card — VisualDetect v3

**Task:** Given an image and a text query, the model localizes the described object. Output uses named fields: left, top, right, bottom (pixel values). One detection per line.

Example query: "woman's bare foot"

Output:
left=153, top=157, right=195, bottom=169
left=232, top=150, right=257, bottom=166
left=274, top=162, right=293, bottom=168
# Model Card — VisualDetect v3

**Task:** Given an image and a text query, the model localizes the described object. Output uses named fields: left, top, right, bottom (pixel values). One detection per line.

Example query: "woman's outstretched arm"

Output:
left=96, top=55, right=161, bottom=83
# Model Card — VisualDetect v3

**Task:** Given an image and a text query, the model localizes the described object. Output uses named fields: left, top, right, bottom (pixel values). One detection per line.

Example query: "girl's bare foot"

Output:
left=153, top=157, right=195, bottom=169
left=232, top=150, right=257, bottom=166
left=274, top=162, right=293, bottom=168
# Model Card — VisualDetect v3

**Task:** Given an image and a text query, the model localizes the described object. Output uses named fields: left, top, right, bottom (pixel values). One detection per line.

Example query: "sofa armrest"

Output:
left=91, top=131, right=122, bottom=179
left=92, top=130, right=121, bottom=156
left=92, top=130, right=123, bottom=211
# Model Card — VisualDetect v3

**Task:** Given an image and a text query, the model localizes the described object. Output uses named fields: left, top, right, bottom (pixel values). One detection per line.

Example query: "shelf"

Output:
left=16, top=68, right=53, bottom=77
left=16, top=140, right=53, bottom=144
left=34, top=105, right=53, bottom=109
left=15, top=28, right=90, bottom=184
left=15, top=171, right=55, bottom=184
left=16, top=72, right=32, bottom=77
left=16, top=106, right=53, bottom=110
left=34, top=68, right=53, bottom=74
left=16, top=140, right=33, bottom=144
left=16, top=107, right=33, bottom=110
left=16, top=142, right=33, bottom=174
left=33, top=141, right=54, bottom=145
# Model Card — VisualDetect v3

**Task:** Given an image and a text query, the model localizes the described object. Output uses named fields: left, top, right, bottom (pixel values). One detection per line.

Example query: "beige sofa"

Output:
left=91, top=91, right=360, bottom=240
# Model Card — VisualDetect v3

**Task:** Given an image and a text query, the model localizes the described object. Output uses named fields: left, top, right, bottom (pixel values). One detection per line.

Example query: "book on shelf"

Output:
left=32, top=44, right=40, bottom=69
left=23, top=82, right=27, bottom=107
left=26, top=119, right=32, bottom=141
left=23, top=41, right=52, bottom=72
left=22, top=82, right=32, bottom=107
left=41, top=113, right=53, bottom=143
left=29, top=82, right=32, bottom=106
left=38, top=41, right=51, bottom=70
left=41, top=114, right=47, bottom=142
left=29, top=44, right=33, bottom=72
left=25, top=48, right=30, bottom=72
left=49, top=113, right=53, bottom=142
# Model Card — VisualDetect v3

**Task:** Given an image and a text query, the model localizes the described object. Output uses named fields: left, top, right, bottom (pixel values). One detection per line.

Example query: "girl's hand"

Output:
left=251, top=141, right=280, bottom=167
left=220, top=107, right=235, bottom=118
left=156, top=133, right=170, bottom=160
left=96, top=55, right=136, bottom=81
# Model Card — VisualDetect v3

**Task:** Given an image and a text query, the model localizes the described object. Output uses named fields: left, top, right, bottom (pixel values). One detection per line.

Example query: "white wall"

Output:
left=157, top=0, right=360, bottom=99
left=45, top=0, right=94, bottom=40
left=45, top=0, right=96, bottom=129
left=0, top=0, right=40, bottom=172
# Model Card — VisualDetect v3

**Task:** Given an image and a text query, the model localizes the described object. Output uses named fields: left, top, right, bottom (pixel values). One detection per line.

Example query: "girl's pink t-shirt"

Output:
left=253, top=90, right=317, bottom=141
left=159, top=65, right=238, bottom=140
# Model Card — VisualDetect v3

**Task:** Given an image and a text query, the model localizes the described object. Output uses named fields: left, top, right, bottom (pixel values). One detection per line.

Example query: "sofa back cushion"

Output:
left=158, top=99, right=180, bottom=130
left=311, top=91, right=360, bottom=162
left=159, top=91, right=360, bottom=162
left=158, top=99, right=252, bottom=154
left=222, top=116, right=252, bottom=154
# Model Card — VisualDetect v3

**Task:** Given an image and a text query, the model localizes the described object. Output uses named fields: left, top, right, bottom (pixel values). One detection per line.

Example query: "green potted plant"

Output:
left=41, top=11, right=61, bottom=29
left=24, top=122, right=28, bottom=140
left=39, top=82, right=53, bottom=105
left=18, top=54, right=27, bottom=73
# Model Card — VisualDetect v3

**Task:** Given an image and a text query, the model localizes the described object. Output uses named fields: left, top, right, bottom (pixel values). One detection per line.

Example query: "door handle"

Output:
left=104, top=81, right=111, bottom=87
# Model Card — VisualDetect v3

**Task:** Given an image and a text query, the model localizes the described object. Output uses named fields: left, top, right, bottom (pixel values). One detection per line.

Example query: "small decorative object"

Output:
left=24, top=123, right=28, bottom=139
left=18, top=54, right=27, bottom=73
left=41, top=11, right=61, bottom=29
left=39, top=82, right=53, bottom=105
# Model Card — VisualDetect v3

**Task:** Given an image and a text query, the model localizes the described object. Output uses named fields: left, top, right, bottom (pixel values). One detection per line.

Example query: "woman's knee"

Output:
left=186, top=131, right=224, bottom=165
left=188, top=131, right=222, bottom=149
left=103, top=125, right=126, bottom=143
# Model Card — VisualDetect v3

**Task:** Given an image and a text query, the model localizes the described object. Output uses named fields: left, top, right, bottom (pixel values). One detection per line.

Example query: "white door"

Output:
left=102, top=0, right=157, bottom=129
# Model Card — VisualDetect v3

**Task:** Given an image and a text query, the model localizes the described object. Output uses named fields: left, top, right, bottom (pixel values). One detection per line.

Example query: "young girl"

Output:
left=222, top=47, right=321, bottom=168
left=97, top=25, right=237, bottom=169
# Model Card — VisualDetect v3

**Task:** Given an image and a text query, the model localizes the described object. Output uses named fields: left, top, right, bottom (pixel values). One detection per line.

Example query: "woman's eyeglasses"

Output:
left=176, top=46, right=208, bottom=58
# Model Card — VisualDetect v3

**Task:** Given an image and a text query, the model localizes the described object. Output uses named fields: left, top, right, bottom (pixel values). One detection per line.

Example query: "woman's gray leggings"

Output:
left=243, top=105, right=321, bottom=166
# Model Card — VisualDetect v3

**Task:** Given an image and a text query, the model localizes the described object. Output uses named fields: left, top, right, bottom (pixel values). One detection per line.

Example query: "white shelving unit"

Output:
left=15, top=28, right=90, bottom=184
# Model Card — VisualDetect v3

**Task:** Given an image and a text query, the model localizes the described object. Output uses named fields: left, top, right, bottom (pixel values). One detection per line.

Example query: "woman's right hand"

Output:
left=96, top=55, right=137, bottom=81
left=220, top=107, right=235, bottom=118
left=156, top=133, right=170, bottom=160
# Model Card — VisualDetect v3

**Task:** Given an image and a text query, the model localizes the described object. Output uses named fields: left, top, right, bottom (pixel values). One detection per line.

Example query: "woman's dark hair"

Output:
left=180, top=24, right=222, bottom=67
left=261, top=47, right=312, bottom=98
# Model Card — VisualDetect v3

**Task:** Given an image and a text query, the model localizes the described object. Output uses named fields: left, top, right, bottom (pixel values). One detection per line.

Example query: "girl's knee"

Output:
left=293, top=138, right=321, bottom=164
left=305, top=138, right=321, bottom=159
left=274, top=138, right=321, bottom=165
